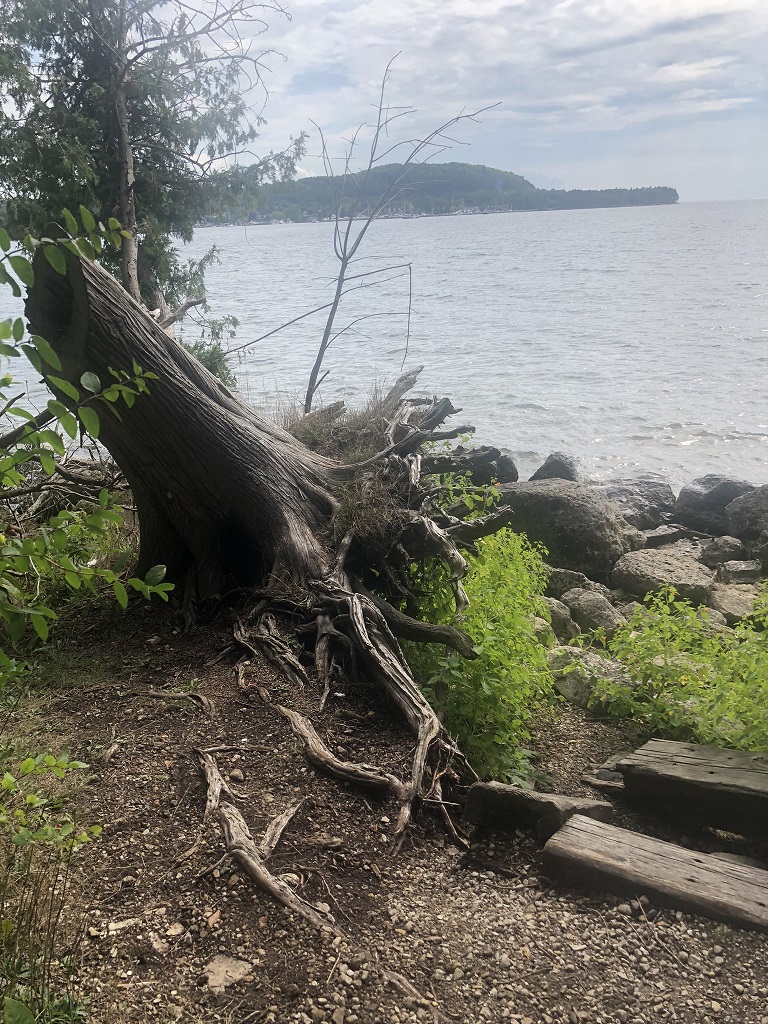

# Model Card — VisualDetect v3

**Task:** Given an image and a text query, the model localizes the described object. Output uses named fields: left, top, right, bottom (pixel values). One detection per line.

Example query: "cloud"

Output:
left=246, top=0, right=768, bottom=200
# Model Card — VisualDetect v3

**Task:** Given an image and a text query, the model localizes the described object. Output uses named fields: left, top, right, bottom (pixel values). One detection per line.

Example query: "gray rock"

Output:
left=697, top=606, right=729, bottom=634
left=541, top=595, right=580, bottom=641
left=494, top=454, right=519, bottom=483
left=616, top=600, right=644, bottom=620
left=716, top=559, right=762, bottom=584
left=612, top=549, right=715, bottom=604
left=200, top=955, right=252, bottom=994
left=726, top=484, right=768, bottom=560
left=708, top=583, right=760, bottom=624
left=593, top=479, right=676, bottom=530
left=498, top=480, right=644, bottom=580
left=529, top=451, right=580, bottom=482
left=464, top=781, right=613, bottom=840
left=643, top=524, right=692, bottom=547
left=533, top=616, right=555, bottom=647
left=560, top=588, right=627, bottom=639
left=545, top=567, right=611, bottom=601
left=699, top=535, right=748, bottom=567
left=673, top=474, right=755, bottom=535
left=547, top=646, right=634, bottom=709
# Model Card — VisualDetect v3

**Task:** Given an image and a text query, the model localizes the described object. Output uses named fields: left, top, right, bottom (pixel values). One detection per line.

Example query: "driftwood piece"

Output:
left=616, top=739, right=768, bottom=840
left=464, top=782, right=614, bottom=840
left=543, top=814, right=768, bottom=932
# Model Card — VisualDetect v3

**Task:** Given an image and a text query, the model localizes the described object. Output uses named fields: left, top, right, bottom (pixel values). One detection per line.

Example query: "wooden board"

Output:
left=543, top=815, right=768, bottom=932
left=615, top=739, right=768, bottom=840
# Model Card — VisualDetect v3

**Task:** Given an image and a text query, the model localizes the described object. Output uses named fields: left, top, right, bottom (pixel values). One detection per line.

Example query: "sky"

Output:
left=240, top=0, right=768, bottom=201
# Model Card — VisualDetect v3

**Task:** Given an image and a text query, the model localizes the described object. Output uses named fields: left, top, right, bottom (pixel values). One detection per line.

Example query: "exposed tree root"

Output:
left=195, top=749, right=342, bottom=936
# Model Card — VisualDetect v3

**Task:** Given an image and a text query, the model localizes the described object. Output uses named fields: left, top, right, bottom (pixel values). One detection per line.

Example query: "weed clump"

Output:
left=595, top=586, right=768, bottom=750
left=406, top=528, right=554, bottom=783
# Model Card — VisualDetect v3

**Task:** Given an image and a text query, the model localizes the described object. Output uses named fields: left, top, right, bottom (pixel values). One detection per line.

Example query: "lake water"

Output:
left=4, top=201, right=766, bottom=491
left=182, top=200, right=768, bottom=490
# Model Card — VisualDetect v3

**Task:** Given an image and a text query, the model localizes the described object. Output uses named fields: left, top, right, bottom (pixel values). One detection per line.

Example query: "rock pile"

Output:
left=494, top=453, right=768, bottom=708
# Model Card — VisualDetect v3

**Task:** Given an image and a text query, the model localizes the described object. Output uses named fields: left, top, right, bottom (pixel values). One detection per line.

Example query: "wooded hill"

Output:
left=208, top=161, right=679, bottom=223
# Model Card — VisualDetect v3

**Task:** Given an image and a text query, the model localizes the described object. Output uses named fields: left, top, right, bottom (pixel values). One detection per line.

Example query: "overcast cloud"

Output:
left=242, top=0, right=767, bottom=201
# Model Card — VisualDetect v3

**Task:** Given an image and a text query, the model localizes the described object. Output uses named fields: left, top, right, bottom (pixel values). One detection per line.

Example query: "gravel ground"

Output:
left=18, top=608, right=768, bottom=1024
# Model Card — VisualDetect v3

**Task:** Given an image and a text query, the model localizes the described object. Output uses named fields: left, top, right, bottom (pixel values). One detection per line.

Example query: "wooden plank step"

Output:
left=543, top=815, right=768, bottom=932
left=615, top=739, right=768, bottom=840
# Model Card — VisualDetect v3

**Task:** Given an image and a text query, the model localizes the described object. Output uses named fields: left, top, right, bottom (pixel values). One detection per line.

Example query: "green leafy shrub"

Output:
left=407, top=528, right=554, bottom=782
left=0, top=752, right=98, bottom=1021
left=598, top=586, right=768, bottom=749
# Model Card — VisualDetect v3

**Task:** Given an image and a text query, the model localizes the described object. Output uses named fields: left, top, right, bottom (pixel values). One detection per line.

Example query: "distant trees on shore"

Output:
left=203, top=161, right=679, bottom=224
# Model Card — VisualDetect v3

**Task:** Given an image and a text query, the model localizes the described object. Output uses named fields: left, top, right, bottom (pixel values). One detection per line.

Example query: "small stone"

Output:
left=200, top=954, right=253, bottom=995
left=230, top=768, right=245, bottom=782
left=166, top=922, right=185, bottom=937
left=617, top=904, right=632, bottom=917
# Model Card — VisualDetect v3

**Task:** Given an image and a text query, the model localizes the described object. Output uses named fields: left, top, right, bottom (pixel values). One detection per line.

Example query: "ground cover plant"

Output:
left=592, top=586, right=768, bottom=750
left=406, top=514, right=554, bottom=783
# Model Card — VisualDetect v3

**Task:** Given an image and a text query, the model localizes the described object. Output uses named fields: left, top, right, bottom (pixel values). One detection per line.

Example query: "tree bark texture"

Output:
left=26, top=245, right=342, bottom=598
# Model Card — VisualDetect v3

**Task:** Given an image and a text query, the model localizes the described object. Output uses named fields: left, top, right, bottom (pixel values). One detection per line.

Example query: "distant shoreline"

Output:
left=199, top=201, right=678, bottom=229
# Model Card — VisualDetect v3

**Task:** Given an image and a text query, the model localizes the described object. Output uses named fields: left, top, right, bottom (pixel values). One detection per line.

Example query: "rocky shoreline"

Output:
left=484, top=451, right=768, bottom=707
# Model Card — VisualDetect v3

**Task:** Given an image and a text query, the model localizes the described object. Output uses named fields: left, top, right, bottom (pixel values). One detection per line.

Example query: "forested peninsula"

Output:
left=206, top=161, right=679, bottom=224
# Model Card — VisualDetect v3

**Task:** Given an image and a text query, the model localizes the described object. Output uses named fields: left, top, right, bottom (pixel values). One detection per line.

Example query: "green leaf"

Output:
left=47, top=398, right=68, bottom=419
left=0, top=227, right=11, bottom=252
left=78, top=205, right=96, bottom=232
left=107, top=217, right=122, bottom=230
left=37, top=429, right=66, bottom=455
left=59, top=412, right=78, bottom=439
left=65, top=571, right=82, bottom=589
left=30, top=334, right=62, bottom=370
left=75, top=237, right=95, bottom=260
left=144, top=564, right=167, bottom=586
left=7, top=255, right=33, bottom=288
left=20, top=344, right=42, bottom=373
left=62, top=208, right=78, bottom=235
left=11, top=318, right=24, bottom=342
left=39, top=451, right=56, bottom=476
left=3, top=996, right=36, bottom=1024
left=78, top=405, right=99, bottom=438
left=47, top=376, right=80, bottom=401
left=80, top=371, right=101, bottom=393
left=113, top=580, right=128, bottom=609
left=43, top=244, right=67, bottom=275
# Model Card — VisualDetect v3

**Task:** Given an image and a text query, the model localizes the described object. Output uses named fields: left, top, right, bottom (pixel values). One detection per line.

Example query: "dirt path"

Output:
left=20, top=609, right=768, bottom=1024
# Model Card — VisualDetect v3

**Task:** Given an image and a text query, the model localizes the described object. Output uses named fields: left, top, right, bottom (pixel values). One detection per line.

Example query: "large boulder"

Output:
left=725, top=484, right=768, bottom=546
left=545, top=567, right=611, bottom=601
left=673, top=475, right=755, bottom=534
left=541, top=596, right=580, bottom=641
left=612, top=549, right=715, bottom=604
left=716, top=560, right=762, bottom=585
left=530, top=451, right=580, bottom=482
left=592, top=479, right=676, bottom=530
left=498, top=480, right=644, bottom=580
left=707, top=584, right=760, bottom=625
left=560, top=588, right=626, bottom=639
left=699, top=535, right=748, bottom=567
left=547, top=647, right=634, bottom=710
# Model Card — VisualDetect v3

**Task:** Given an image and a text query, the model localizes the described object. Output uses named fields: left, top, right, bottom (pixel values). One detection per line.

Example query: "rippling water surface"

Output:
left=184, top=200, right=768, bottom=489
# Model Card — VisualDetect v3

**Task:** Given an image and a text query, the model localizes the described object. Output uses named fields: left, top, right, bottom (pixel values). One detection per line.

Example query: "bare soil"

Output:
left=18, top=603, right=768, bottom=1024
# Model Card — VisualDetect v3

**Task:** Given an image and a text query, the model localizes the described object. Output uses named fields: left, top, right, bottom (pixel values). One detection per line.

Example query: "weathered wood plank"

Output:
left=543, top=814, right=768, bottom=932
left=615, top=739, right=768, bottom=839
left=464, top=781, right=613, bottom=839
